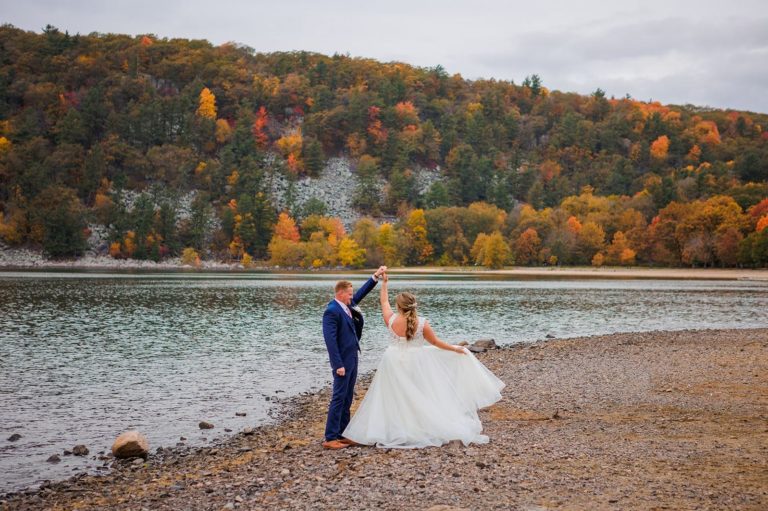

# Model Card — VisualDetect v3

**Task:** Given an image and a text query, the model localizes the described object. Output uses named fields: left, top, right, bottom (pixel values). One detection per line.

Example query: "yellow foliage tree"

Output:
left=0, top=136, right=11, bottom=154
left=483, top=232, right=511, bottom=269
left=401, top=209, right=433, bottom=264
left=471, top=233, right=489, bottom=266
left=302, top=231, right=335, bottom=267
left=181, top=247, right=201, bottom=267
left=337, top=237, right=366, bottom=268
left=275, top=130, right=303, bottom=172
left=268, top=236, right=304, bottom=267
left=197, top=87, right=217, bottom=119
left=377, top=223, right=399, bottom=266
left=215, top=119, right=232, bottom=143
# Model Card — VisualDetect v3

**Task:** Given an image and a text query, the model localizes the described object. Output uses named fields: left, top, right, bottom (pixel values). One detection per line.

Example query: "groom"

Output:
left=322, top=266, right=386, bottom=449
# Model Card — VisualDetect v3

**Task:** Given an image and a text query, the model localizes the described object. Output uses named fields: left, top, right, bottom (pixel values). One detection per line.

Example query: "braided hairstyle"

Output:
left=395, top=292, right=418, bottom=340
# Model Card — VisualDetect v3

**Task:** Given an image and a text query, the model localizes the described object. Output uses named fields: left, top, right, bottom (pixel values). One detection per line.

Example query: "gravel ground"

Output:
left=2, top=328, right=766, bottom=511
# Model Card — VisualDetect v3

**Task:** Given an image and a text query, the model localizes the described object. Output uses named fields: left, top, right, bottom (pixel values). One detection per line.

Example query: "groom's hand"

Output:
left=336, top=367, right=346, bottom=377
left=374, top=266, right=387, bottom=279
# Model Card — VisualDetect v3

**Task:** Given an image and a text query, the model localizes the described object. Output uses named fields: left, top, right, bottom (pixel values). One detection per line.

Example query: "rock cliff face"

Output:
left=267, top=156, right=443, bottom=228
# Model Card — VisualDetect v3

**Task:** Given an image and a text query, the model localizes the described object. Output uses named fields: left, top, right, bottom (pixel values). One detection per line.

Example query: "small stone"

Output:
left=7, top=434, right=21, bottom=442
left=242, top=427, right=255, bottom=436
left=132, top=458, right=144, bottom=466
left=180, top=436, right=187, bottom=441
left=235, top=412, right=247, bottom=417
left=72, top=444, right=89, bottom=456
left=199, top=421, right=214, bottom=430
left=467, top=345, right=486, bottom=353
left=223, top=503, right=235, bottom=510
left=224, top=428, right=233, bottom=432
left=280, top=468, right=290, bottom=476
left=47, top=454, right=61, bottom=463
left=63, top=449, right=73, bottom=456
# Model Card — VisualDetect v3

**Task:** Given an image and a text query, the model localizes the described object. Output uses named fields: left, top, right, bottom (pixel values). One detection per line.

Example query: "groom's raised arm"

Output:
left=322, top=308, right=344, bottom=371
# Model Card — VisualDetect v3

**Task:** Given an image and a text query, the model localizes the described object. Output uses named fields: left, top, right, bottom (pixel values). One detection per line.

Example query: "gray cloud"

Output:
left=464, top=15, right=768, bottom=111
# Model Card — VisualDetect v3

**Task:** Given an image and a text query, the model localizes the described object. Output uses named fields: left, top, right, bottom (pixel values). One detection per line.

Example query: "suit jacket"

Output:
left=322, top=277, right=378, bottom=371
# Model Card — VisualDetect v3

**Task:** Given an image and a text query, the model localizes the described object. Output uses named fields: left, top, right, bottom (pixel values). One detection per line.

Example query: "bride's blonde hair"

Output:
left=395, top=292, right=418, bottom=340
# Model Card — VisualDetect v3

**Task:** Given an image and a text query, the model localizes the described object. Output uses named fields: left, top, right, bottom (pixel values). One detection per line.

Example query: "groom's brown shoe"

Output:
left=339, top=438, right=361, bottom=446
left=321, top=440, right=348, bottom=450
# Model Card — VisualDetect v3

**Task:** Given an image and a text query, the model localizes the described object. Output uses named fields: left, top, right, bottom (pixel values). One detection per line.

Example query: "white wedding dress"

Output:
left=343, top=314, right=505, bottom=448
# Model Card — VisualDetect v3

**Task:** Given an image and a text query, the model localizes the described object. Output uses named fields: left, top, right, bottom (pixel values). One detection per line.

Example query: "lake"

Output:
left=1, top=271, right=767, bottom=492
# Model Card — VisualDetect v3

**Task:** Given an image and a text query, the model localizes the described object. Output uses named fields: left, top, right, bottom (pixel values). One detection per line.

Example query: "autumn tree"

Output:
left=513, top=228, right=541, bottom=266
left=650, top=135, right=670, bottom=162
left=274, top=212, right=300, bottom=242
left=471, top=231, right=510, bottom=269
left=398, top=209, right=433, bottom=265
left=197, top=87, right=217, bottom=119
left=337, top=237, right=366, bottom=267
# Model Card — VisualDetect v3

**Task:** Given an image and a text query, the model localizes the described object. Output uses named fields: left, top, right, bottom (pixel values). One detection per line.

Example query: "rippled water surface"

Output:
left=1, top=271, right=767, bottom=491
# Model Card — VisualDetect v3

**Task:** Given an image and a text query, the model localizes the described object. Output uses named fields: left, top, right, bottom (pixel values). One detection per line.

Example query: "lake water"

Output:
left=1, top=271, right=767, bottom=492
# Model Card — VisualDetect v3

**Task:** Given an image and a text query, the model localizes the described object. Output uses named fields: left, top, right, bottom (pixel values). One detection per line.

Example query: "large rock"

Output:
left=472, top=339, right=497, bottom=349
left=111, top=431, right=149, bottom=459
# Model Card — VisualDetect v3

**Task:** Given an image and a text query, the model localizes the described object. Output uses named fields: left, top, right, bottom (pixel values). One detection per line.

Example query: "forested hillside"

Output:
left=0, top=24, right=767, bottom=267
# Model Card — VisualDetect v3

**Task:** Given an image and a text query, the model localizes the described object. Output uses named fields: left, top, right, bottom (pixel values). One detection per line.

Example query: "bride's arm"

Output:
left=380, top=274, right=394, bottom=326
left=423, top=321, right=466, bottom=354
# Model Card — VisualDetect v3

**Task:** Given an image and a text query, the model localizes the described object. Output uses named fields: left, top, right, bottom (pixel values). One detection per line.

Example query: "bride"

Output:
left=342, top=272, right=505, bottom=448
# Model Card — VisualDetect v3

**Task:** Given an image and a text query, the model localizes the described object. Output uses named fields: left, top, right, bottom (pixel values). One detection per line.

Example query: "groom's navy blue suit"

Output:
left=323, top=277, right=378, bottom=442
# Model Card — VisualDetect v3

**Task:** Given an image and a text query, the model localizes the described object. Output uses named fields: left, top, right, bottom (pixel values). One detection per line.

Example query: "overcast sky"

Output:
left=3, top=0, right=767, bottom=113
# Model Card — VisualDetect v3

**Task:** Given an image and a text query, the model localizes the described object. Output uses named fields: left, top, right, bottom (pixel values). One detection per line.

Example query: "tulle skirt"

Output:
left=343, top=345, right=505, bottom=448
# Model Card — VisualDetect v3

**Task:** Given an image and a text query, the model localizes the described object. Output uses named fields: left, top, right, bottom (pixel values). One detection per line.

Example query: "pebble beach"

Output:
left=2, top=328, right=767, bottom=510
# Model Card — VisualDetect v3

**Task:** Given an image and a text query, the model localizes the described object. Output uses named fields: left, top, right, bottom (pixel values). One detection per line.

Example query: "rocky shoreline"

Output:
left=2, top=328, right=767, bottom=510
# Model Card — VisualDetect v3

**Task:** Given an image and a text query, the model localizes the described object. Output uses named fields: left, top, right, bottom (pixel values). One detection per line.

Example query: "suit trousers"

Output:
left=324, top=364, right=358, bottom=441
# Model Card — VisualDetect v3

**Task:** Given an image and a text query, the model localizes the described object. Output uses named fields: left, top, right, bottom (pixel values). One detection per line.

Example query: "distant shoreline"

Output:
left=1, top=255, right=767, bottom=281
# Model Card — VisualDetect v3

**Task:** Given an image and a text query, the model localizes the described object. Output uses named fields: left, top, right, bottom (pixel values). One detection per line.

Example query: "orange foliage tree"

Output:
left=650, top=135, right=670, bottom=161
left=197, top=87, right=217, bottom=119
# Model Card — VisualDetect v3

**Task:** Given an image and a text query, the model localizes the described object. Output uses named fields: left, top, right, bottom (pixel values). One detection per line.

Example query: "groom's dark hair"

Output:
left=335, top=280, right=353, bottom=293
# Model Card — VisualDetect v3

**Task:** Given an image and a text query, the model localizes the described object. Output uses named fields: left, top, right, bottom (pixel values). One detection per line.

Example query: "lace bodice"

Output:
left=387, top=313, right=426, bottom=348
